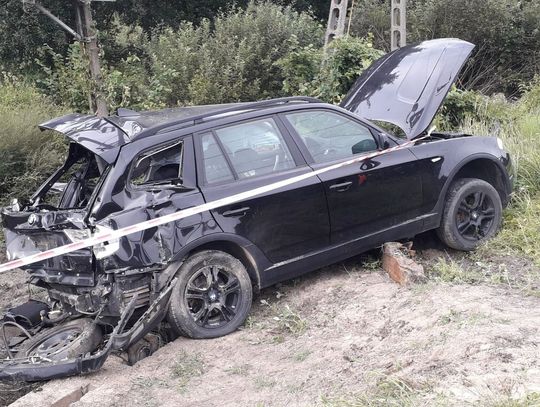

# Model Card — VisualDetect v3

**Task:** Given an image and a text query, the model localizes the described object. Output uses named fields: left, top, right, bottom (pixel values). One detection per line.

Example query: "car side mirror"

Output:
left=377, top=133, right=391, bottom=150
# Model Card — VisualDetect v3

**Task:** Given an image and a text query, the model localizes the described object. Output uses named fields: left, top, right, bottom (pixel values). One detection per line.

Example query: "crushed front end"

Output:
left=0, top=134, right=174, bottom=381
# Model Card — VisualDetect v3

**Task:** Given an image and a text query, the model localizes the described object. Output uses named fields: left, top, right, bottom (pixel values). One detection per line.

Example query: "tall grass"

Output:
left=458, top=80, right=540, bottom=268
left=0, top=78, right=67, bottom=204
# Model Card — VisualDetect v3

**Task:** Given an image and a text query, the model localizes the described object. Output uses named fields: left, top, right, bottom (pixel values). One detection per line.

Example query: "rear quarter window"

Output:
left=131, top=141, right=183, bottom=186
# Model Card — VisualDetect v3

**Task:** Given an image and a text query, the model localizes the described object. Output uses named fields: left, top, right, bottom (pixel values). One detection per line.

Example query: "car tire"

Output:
left=437, top=178, right=503, bottom=251
left=18, top=318, right=102, bottom=360
left=167, top=250, right=253, bottom=339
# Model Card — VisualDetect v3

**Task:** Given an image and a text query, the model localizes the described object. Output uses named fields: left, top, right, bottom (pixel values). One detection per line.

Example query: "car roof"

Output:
left=108, top=103, right=246, bottom=138
left=38, top=97, right=323, bottom=163
left=108, top=97, right=322, bottom=139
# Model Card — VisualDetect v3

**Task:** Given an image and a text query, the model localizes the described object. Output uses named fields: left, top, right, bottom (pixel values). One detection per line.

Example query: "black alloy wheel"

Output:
left=456, top=190, right=496, bottom=241
left=167, top=250, right=253, bottom=339
left=438, top=178, right=503, bottom=251
left=185, top=265, right=242, bottom=328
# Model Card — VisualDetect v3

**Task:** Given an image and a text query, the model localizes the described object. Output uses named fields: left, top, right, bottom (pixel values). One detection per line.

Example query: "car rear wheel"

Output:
left=437, top=178, right=503, bottom=251
left=167, top=250, right=253, bottom=339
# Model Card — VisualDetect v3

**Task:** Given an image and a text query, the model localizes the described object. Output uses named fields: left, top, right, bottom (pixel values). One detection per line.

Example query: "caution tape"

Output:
left=0, top=131, right=432, bottom=274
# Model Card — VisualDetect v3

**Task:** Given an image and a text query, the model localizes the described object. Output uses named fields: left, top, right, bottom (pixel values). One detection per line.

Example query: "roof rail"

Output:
left=195, top=96, right=321, bottom=124
left=133, top=96, right=322, bottom=139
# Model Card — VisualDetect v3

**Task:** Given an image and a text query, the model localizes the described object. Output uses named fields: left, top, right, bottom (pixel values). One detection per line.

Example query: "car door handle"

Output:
left=329, top=181, right=353, bottom=192
left=222, top=207, right=251, bottom=217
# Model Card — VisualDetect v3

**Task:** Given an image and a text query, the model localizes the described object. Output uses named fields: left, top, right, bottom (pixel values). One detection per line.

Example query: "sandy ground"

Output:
left=8, top=253, right=540, bottom=406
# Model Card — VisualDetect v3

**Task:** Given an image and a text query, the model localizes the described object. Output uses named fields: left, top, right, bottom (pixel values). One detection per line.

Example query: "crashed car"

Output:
left=0, top=38, right=513, bottom=380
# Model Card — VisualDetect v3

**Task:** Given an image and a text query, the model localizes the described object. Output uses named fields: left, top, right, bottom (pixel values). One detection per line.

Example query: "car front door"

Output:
left=196, top=116, right=330, bottom=265
left=281, top=109, right=424, bottom=245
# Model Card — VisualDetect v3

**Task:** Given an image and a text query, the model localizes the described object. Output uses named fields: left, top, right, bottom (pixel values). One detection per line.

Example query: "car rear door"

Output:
left=92, top=135, right=218, bottom=272
left=195, top=116, right=330, bottom=264
left=281, top=109, right=424, bottom=245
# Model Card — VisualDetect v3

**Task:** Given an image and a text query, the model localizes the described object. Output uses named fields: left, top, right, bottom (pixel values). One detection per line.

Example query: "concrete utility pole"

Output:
left=391, top=0, right=407, bottom=51
left=325, top=0, right=407, bottom=51
left=79, top=1, right=108, bottom=117
left=324, top=0, right=349, bottom=46
left=22, top=0, right=109, bottom=117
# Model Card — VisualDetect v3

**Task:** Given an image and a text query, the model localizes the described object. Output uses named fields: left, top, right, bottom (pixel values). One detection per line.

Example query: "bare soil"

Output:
left=7, top=248, right=540, bottom=406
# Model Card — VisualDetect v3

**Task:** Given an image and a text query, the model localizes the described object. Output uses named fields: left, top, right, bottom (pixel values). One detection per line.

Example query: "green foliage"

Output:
left=0, top=2, right=69, bottom=75
left=350, top=0, right=540, bottom=95
left=40, top=1, right=323, bottom=112
left=518, top=76, right=540, bottom=114
left=278, top=36, right=384, bottom=103
left=453, top=82, right=540, bottom=196
left=438, top=88, right=481, bottom=129
left=37, top=44, right=92, bottom=112
left=0, top=77, right=67, bottom=204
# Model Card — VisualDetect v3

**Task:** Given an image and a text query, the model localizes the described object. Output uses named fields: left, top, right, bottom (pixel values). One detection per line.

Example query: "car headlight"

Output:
left=92, top=225, right=120, bottom=260
left=64, top=228, right=91, bottom=243
left=64, top=226, right=119, bottom=259
left=496, top=137, right=504, bottom=150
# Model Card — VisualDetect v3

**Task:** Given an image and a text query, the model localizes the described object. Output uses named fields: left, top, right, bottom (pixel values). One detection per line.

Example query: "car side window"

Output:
left=213, top=118, right=295, bottom=180
left=201, top=133, right=235, bottom=184
left=131, top=141, right=183, bottom=186
left=284, top=110, right=378, bottom=164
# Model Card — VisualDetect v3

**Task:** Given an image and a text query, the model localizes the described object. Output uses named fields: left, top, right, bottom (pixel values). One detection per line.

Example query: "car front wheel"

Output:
left=437, top=178, right=503, bottom=251
left=167, top=250, right=253, bottom=339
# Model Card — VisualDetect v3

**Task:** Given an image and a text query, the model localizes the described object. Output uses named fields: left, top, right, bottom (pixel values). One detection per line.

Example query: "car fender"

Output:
left=158, top=232, right=272, bottom=290
left=435, top=152, right=511, bottom=220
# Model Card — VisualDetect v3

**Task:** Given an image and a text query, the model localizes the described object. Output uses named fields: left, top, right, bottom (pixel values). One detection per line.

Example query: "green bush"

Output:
left=38, top=1, right=324, bottom=112
left=438, top=88, right=481, bottom=129
left=278, top=36, right=384, bottom=103
left=350, top=0, right=540, bottom=95
left=36, top=43, right=92, bottom=112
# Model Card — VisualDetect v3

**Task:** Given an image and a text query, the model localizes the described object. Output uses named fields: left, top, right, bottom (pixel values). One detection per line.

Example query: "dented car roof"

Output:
left=39, top=104, right=245, bottom=163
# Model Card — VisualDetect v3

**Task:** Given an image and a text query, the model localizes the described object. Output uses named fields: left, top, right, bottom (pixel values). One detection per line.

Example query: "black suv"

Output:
left=0, top=39, right=513, bottom=380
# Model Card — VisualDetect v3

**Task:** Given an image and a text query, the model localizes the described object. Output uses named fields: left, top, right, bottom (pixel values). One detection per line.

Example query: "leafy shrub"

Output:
left=38, top=1, right=324, bottom=112
left=349, top=0, right=540, bottom=95
left=37, top=44, right=92, bottom=112
left=518, top=76, right=540, bottom=115
left=278, top=36, right=384, bottom=103
left=438, top=88, right=481, bottom=128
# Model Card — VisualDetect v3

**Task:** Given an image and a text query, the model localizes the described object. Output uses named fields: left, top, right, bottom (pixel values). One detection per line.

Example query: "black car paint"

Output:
left=3, top=101, right=513, bottom=290
left=0, top=39, right=514, bottom=380
left=7, top=102, right=511, bottom=290
left=340, top=38, right=476, bottom=139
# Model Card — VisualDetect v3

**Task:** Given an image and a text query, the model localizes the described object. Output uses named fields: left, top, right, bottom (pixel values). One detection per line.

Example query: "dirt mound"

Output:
left=11, top=259, right=540, bottom=406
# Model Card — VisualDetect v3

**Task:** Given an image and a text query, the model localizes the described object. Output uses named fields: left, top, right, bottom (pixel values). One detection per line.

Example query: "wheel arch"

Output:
left=166, top=234, right=271, bottom=291
left=436, top=154, right=511, bottom=221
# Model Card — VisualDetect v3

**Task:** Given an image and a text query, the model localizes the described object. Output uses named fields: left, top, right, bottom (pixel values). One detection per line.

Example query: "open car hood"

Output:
left=39, top=113, right=130, bottom=164
left=340, top=38, right=475, bottom=139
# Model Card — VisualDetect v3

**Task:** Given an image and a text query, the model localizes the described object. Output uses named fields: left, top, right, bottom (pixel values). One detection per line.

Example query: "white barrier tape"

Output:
left=0, top=131, right=432, bottom=274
